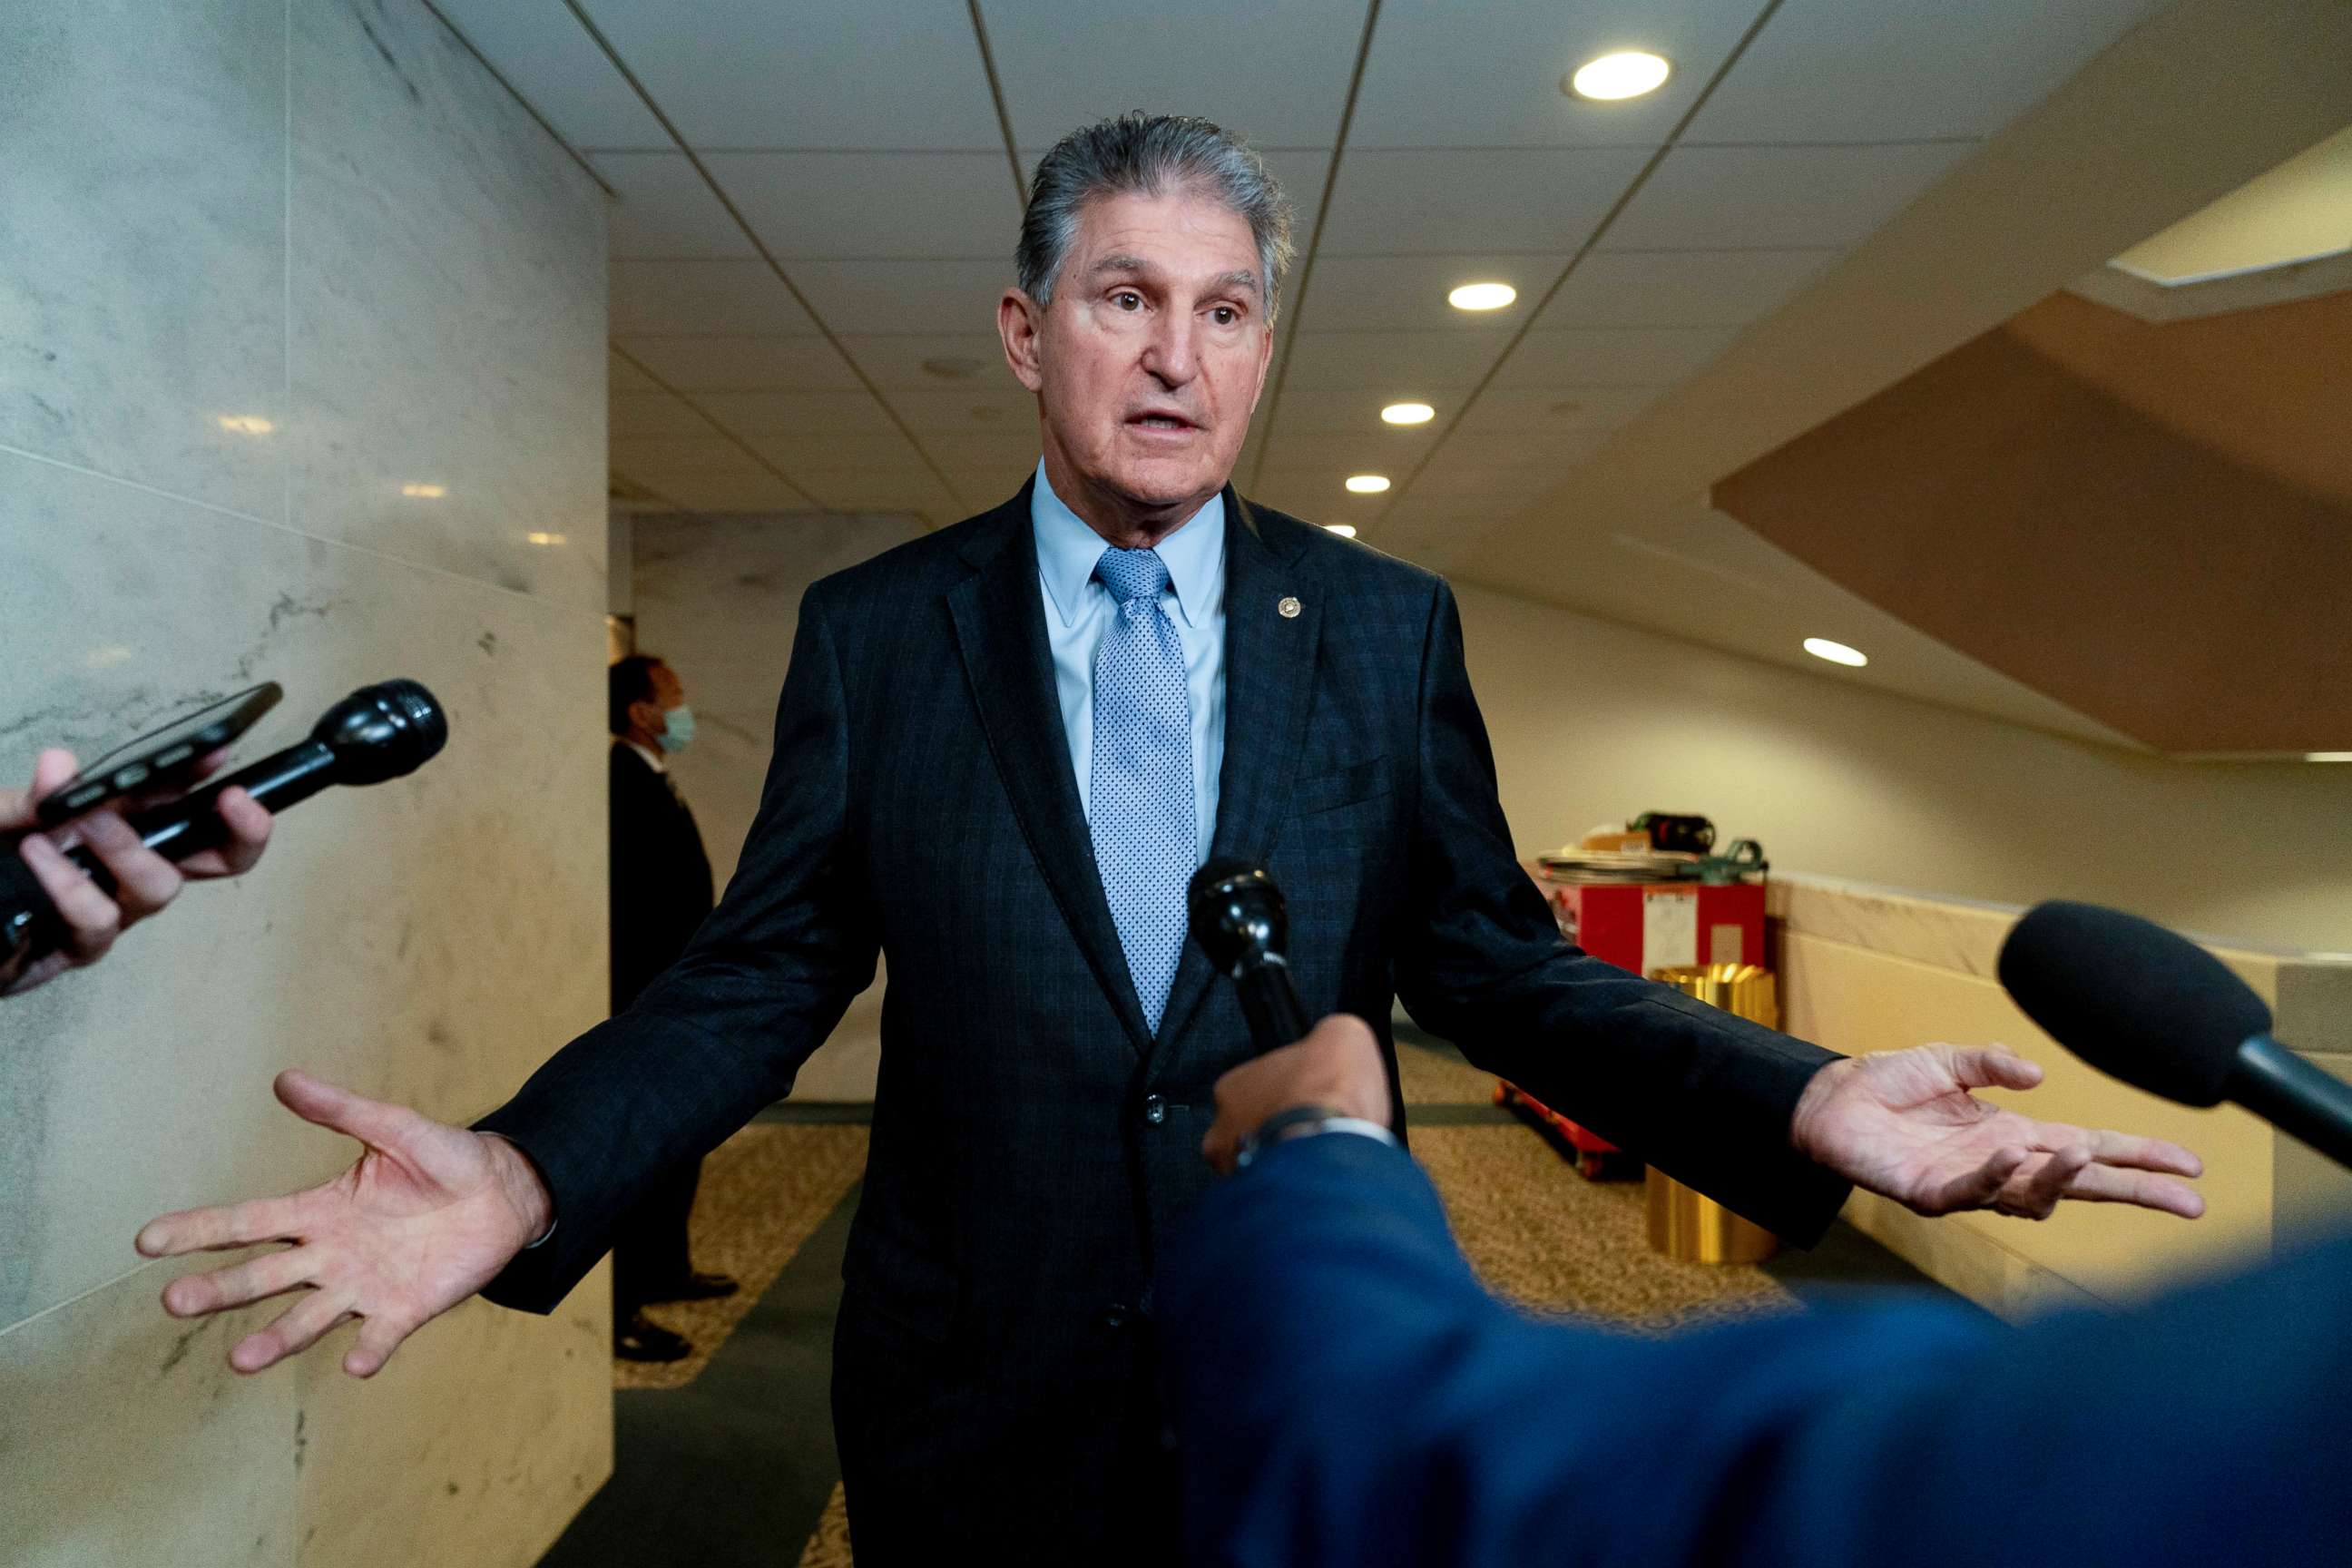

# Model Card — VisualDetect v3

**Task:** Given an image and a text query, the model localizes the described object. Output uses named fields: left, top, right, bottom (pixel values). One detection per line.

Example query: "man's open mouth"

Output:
left=1128, top=411, right=1197, bottom=431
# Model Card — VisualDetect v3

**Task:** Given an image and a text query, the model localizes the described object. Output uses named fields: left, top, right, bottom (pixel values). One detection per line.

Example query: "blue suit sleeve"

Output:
left=1160, top=1132, right=2352, bottom=1568
left=1159, top=1132, right=1984, bottom=1568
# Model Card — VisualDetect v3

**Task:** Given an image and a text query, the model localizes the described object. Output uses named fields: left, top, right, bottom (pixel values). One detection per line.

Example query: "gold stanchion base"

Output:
left=1645, top=1167, right=1779, bottom=1264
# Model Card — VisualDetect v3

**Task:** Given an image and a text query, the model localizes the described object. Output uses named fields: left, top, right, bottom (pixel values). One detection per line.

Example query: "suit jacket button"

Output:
left=1142, top=1093, right=1168, bottom=1125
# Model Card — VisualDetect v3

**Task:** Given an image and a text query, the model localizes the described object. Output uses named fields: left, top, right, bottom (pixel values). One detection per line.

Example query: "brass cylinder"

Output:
left=1644, top=964, right=1782, bottom=1264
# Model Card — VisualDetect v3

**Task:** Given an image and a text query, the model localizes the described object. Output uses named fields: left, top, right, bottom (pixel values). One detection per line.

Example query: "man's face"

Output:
left=1001, top=188, right=1274, bottom=536
left=632, top=663, right=684, bottom=733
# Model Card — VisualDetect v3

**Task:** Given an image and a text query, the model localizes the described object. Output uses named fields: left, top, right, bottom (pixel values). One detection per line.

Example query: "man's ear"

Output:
left=999, top=289, right=1046, bottom=393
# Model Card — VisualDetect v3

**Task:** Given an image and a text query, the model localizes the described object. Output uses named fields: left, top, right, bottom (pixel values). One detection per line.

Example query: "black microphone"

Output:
left=1188, top=858, right=1309, bottom=1051
left=1998, top=899, right=2352, bottom=1171
left=2, top=680, right=449, bottom=970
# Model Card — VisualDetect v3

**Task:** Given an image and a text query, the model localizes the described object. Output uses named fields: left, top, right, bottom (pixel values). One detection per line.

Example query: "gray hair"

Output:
left=1018, top=113, right=1295, bottom=326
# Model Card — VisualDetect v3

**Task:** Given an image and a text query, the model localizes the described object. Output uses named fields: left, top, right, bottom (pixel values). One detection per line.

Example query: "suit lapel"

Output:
left=1154, top=490, right=1323, bottom=1053
left=947, top=490, right=1156, bottom=1056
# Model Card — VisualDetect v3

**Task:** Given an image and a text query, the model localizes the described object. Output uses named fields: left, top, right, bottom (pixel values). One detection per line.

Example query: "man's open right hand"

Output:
left=135, top=1072, right=554, bottom=1378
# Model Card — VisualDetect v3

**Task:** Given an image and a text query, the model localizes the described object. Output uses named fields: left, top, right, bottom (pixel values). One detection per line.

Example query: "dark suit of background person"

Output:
left=469, top=476, right=1854, bottom=1561
left=606, top=717, right=721, bottom=1360
left=1161, top=1128, right=2352, bottom=1568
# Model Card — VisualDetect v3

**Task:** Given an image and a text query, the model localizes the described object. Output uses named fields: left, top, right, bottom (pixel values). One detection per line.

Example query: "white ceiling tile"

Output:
left=1491, top=326, right=1740, bottom=387
left=652, top=473, right=817, bottom=513
left=942, top=469, right=1025, bottom=510
left=1536, top=247, right=1840, bottom=328
left=887, top=388, right=1039, bottom=436
left=704, top=152, right=1019, bottom=260
left=1280, top=329, right=1513, bottom=390
left=1349, top=0, right=1764, bottom=148
left=609, top=436, right=765, bottom=476
left=1297, top=252, right=1565, bottom=333
left=743, top=430, right=927, bottom=473
left=1316, top=148, right=1651, bottom=254
left=575, top=0, right=1003, bottom=149
left=1256, top=430, right=1438, bottom=473
left=1250, top=468, right=1392, bottom=524
left=616, top=335, right=863, bottom=392
left=792, top=467, right=959, bottom=515
left=1604, top=142, right=1977, bottom=250
left=984, top=0, right=1366, bottom=149
left=1446, top=385, right=1661, bottom=436
left=609, top=348, right=662, bottom=396
left=589, top=152, right=755, bottom=259
left=789, top=258, right=1015, bottom=335
left=1267, top=385, right=1480, bottom=435
left=689, top=391, right=897, bottom=436
left=611, top=260, right=819, bottom=334
left=1689, top=0, right=2168, bottom=143
left=920, top=431, right=1044, bottom=472
left=835, top=333, right=1022, bottom=392
left=428, top=0, right=668, bottom=149
left=611, top=391, right=714, bottom=437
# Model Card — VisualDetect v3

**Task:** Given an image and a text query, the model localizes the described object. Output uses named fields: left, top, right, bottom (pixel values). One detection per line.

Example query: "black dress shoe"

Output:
left=614, top=1311, right=692, bottom=1362
left=646, top=1269, right=740, bottom=1304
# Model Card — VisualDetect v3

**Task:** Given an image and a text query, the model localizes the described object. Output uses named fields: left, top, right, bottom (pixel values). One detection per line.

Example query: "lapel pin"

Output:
left=1278, top=596, right=1301, bottom=619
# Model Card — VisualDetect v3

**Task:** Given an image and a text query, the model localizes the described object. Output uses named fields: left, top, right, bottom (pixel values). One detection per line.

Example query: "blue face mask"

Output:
left=657, top=704, right=696, bottom=754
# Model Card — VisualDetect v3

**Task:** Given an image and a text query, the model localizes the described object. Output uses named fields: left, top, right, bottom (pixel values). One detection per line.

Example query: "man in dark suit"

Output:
left=139, top=113, right=2202, bottom=1565
left=604, top=653, right=738, bottom=1362
left=1162, top=1015, right=2352, bottom=1568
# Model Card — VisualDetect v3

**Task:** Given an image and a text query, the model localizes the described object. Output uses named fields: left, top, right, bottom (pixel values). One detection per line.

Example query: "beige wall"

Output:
left=1765, top=876, right=2352, bottom=1317
left=629, top=509, right=931, bottom=1102
left=0, top=2, right=611, bottom=1563
left=1454, top=582, right=2352, bottom=955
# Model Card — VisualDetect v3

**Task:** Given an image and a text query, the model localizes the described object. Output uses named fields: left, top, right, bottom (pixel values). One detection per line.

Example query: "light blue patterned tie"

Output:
left=1089, top=546, right=1192, bottom=1034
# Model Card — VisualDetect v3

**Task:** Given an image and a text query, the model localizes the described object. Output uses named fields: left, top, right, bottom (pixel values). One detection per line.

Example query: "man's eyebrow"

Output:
left=1091, top=252, right=1155, bottom=276
left=1208, top=269, right=1261, bottom=294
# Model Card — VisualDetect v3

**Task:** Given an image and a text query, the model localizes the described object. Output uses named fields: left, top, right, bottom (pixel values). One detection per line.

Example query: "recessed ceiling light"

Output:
left=1447, top=282, right=1516, bottom=311
left=1567, top=51, right=1671, bottom=102
left=525, top=531, right=567, bottom=546
left=1345, top=475, right=1391, bottom=495
left=2307, top=751, right=2352, bottom=762
left=1803, top=637, right=1867, bottom=668
left=400, top=483, right=446, bottom=499
left=1381, top=401, right=1436, bottom=426
left=1325, top=524, right=1358, bottom=538
left=218, top=415, right=275, bottom=435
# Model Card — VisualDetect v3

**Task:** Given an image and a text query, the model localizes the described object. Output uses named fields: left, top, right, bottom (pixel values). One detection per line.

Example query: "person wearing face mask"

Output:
left=606, top=653, right=739, bottom=1361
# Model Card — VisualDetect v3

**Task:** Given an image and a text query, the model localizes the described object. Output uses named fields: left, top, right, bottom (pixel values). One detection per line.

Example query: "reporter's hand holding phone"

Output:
left=1, top=746, right=273, bottom=995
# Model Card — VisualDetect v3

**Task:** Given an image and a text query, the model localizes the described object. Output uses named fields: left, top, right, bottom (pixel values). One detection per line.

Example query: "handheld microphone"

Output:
left=1997, top=900, right=2352, bottom=1171
left=1188, top=858, right=1309, bottom=1051
left=2, top=680, right=450, bottom=971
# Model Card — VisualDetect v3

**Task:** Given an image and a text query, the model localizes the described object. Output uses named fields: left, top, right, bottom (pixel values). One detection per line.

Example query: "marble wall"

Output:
left=0, top=2, right=612, bottom=1563
left=626, top=508, right=932, bottom=1102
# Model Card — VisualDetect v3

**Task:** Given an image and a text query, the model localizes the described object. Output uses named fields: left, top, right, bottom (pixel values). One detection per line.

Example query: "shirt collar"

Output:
left=622, top=739, right=667, bottom=775
left=1032, top=459, right=1225, bottom=631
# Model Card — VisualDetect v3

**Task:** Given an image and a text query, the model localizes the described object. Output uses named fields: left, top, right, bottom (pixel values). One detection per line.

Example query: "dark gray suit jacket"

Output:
left=475, top=481, right=1847, bottom=1550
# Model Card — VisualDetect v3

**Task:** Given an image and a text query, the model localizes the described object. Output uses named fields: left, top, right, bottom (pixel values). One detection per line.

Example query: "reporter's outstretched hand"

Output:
left=2, top=746, right=273, bottom=995
left=1202, top=1014, right=1391, bottom=1174
left=136, top=1072, right=554, bottom=1378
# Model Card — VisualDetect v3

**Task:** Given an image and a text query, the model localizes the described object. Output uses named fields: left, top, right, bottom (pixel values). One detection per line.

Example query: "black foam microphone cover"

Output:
left=1188, top=858, right=1309, bottom=1050
left=1997, top=900, right=2271, bottom=1107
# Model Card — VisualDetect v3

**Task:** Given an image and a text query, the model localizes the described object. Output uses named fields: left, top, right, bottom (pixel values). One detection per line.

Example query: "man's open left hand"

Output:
left=1791, top=1043, right=2205, bottom=1220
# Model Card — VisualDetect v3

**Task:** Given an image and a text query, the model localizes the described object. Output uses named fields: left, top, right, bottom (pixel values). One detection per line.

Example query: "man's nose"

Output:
left=1139, top=312, right=1200, bottom=387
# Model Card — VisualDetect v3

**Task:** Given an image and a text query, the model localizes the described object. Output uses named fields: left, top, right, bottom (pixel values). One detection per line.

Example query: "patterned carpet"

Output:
left=612, top=1122, right=870, bottom=1393
left=615, top=1039, right=1798, bottom=1561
